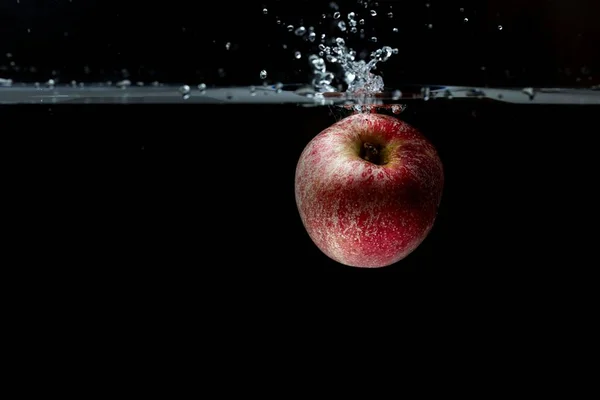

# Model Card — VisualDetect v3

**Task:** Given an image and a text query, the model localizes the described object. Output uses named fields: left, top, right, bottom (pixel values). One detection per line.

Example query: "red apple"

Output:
left=295, top=112, right=444, bottom=268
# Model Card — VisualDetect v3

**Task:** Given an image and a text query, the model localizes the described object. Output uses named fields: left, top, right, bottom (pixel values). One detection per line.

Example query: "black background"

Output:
left=1, top=0, right=599, bottom=282
left=1, top=0, right=599, bottom=87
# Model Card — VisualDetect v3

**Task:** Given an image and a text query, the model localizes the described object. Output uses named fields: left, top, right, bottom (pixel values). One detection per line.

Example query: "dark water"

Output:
left=3, top=100, right=598, bottom=280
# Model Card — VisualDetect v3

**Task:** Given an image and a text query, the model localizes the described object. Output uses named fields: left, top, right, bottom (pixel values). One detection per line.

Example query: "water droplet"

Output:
left=388, top=12, right=393, bottom=18
left=260, top=70, right=268, bottom=79
left=498, top=25, right=503, bottom=31
left=263, top=8, right=268, bottom=14
left=522, top=87, right=535, bottom=100
left=225, top=42, right=231, bottom=50
left=391, top=105, right=405, bottom=114
left=294, top=51, right=302, bottom=59
left=370, top=10, right=377, bottom=17
left=295, top=26, right=306, bottom=36
left=422, top=86, right=431, bottom=101
left=116, top=79, right=131, bottom=88
left=392, top=90, right=402, bottom=100
left=309, top=55, right=326, bottom=72
left=179, top=85, right=191, bottom=95
left=333, top=12, right=341, bottom=19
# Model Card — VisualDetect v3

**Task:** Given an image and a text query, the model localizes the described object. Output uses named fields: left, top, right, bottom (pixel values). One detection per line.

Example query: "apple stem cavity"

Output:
left=360, top=142, right=384, bottom=165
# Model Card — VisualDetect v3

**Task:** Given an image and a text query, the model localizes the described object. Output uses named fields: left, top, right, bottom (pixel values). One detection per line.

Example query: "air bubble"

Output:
left=387, top=12, right=393, bottom=18
left=225, top=42, right=231, bottom=50
left=336, top=37, right=345, bottom=46
left=294, top=51, right=302, bottom=59
left=393, top=27, right=398, bottom=32
left=392, top=90, right=402, bottom=100
left=262, top=8, right=268, bottom=14
left=347, top=12, right=355, bottom=20
left=308, top=32, right=316, bottom=42
left=287, top=25, right=294, bottom=32
left=370, top=10, right=377, bottom=16
left=338, top=21, right=347, bottom=31
left=498, top=25, right=503, bottom=30
left=333, top=12, right=341, bottom=19
left=198, top=83, right=206, bottom=91
left=260, top=70, right=268, bottom=79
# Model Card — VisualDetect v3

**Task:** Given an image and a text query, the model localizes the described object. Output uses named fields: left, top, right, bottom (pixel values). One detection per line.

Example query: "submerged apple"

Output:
left=294, top=112, right=444, bottom=268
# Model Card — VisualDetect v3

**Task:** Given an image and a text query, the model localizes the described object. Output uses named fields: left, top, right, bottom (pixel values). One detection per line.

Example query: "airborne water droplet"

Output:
left=295, top=26, right=306, bottom=36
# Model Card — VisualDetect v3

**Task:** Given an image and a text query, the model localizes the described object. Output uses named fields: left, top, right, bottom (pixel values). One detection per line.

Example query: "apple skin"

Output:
left=294, top=112, right=444, bottom=268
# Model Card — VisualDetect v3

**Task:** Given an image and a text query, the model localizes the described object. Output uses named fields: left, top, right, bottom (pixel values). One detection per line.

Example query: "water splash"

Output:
left=301, top=2, right=400, bottom=111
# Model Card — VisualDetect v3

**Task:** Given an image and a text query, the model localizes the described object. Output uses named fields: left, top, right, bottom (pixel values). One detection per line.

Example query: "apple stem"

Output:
left=361, top=142, right=382, bottom=165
